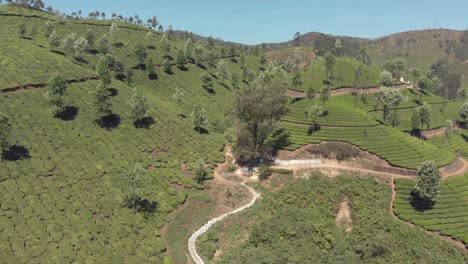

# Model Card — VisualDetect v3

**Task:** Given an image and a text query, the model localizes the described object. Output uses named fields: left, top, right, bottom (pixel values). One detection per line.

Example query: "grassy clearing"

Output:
left=394, top=174, right=468, bottom=244
left=198, top=174, right=468, bottom=263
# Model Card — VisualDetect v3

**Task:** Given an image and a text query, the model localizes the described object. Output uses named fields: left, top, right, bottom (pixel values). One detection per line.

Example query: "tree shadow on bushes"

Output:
left=194, top=127, right=209, bottom=134
left=51, top=50, right=66, bottom=56
left=134, top=117, right=155, bottom=129
left=4, top=145, right=30, bottom=161
left=124, top=197, right=158, bottom=214
left=56, top=106, right=79, bottom=121
left=107, top=88, right=118, bottom=96
left=307, top=125, right=322, bottom=135
left=410, top=191, right=435, bottom=211
left=148, top=73, right=158, bottom=80
left=178, top=65, right=189, bottom=71
left=97, top=113, right=121, bottom=129
left=196, top=63, right=207, bottom=70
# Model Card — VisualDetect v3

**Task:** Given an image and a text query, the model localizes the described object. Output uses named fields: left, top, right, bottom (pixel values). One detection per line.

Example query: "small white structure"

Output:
left=400, top=77, right=410, bottom=85
left=274, top=158, right=322, bottom=166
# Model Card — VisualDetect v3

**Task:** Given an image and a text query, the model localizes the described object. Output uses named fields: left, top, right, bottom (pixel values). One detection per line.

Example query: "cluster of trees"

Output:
left=375, top=87, right=404, bottom=126
left=3, top=0, right=44, bottom=10
left=233, top=74, right=288, bottom=167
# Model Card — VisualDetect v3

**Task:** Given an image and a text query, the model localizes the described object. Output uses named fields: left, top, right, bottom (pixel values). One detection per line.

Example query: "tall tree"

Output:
left=129, top=88, right=148, bottom=127
left=413, top=161, right=442, bottom=204
left=48, top=30, right=60, bottom=51
left=459, top=101, right=468, bottom=124
left=44, top=73, right=67, bottom=116
left=376, top=87, right=404, bottom=125
left=85, top=29, right=95, bottom=48
left=417, top=77, right=432, bottom=105
left=74, top=37, right=89, bottom=58
left=163, top=58, right=172, bottom=74
left=44, top=20, right=54, bottom=37
left=217, top=59, right=229, bottom=83
left=62, top=33, right=77, bottom=58
left=292, top=71, right=302, bottom=89
left=183, top=38, right=193, bottom=60
left=234, top=80, right=288, bottom=165
left=411, top=68, right=421, bottom=86
left=30, top=23, right=37, bottom=38
left=94, top=82, right=111, bottom=119
left=324, top=52, right=336, bottom=79
left=378, top=71, right=393, bottom=87
left=191, top=105, right=208, bottom=133
left=133, top=43, right=147, bottom=69
left=121, top=164, right=145, bottom=214
left=411, top=107, right=421, bottom=136
left=306, top=85, right=316, bottom=101
left=19, top=23, right=26, bottom=36
left=172, top=86, right=184, bottom=105
left=96, top=56, right=111, bottom=87
left=419, top=103, right=432, bottom=131
left=320, top=85, right=331, bottom=106
left=192, top=158, right=207, bottom=184
left=306, top=104, right=324, bottom=134
left=145, top=56, right=155, bottom=79
left=160, top=33, right=171, bottom=57
left=97, top=34, right=111, bottom=54
left=201, top=73, right=214, bottom=92
left=125, top=66, right=134, bottom=85
left=231, top=71, right=240, bottom=88
left=0, top=114, right=12, bottom=162
left=193, top=44, right=204, bottom=65
left=176, top=50, right=186, bottom=68
left=109, top=23, right=119, bottom=44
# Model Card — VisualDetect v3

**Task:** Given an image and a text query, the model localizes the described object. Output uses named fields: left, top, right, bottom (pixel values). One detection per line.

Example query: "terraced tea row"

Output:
left=277, top=123, right=455, bottom=169
left=394, top=175, right=468, bottom=244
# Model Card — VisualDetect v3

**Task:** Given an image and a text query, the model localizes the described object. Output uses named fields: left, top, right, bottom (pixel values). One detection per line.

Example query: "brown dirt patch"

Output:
left=336, top=197, right=353, bottom=233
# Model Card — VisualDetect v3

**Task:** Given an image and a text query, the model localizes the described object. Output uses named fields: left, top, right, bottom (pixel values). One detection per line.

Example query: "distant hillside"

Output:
left=369, top=29, right=464, bottom=59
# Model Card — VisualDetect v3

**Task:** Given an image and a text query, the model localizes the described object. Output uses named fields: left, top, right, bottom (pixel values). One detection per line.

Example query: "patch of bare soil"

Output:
left=336, top=197, right=353, bottom=233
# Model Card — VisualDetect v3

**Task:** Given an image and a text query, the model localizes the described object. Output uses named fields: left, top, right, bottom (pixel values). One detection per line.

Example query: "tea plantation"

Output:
left=394, top=174, right=468, bottom=245
left=0, top=4, right=261, bottom=263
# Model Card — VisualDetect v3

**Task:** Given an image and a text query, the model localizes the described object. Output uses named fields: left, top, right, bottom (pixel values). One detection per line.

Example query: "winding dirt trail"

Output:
left=188, top=145, right=467, bottom=263
left=188, top=182, right=260, bottom=264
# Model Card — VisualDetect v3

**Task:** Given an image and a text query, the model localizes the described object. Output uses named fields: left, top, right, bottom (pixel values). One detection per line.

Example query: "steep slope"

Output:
left=0, top=4, right=261, bottom=263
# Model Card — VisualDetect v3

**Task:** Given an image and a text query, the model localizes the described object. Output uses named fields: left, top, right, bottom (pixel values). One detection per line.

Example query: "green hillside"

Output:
left=0, top=3, right=467, bottom=263
left=0, top=4, right=261, bottom=263
left=199, top=175, right=468, bottom=263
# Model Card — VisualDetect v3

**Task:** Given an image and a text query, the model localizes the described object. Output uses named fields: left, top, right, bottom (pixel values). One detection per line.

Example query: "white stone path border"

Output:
left=188, top=182, right=260, bottom=264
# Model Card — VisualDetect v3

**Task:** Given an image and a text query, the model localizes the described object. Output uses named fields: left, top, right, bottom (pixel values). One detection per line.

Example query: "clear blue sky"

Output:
left=45, top=0, right=467, bottom=44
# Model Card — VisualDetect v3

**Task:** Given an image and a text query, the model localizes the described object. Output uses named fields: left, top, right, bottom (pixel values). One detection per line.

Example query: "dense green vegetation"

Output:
left=291, top=56, right=380, bottom=91
left=394, top=174, right=468, bottom=244
left=1, top=3, right=467, bottom=263
left=199, top=174, right=468, bottom=263
left=0, top=4, right=263, bottom=262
